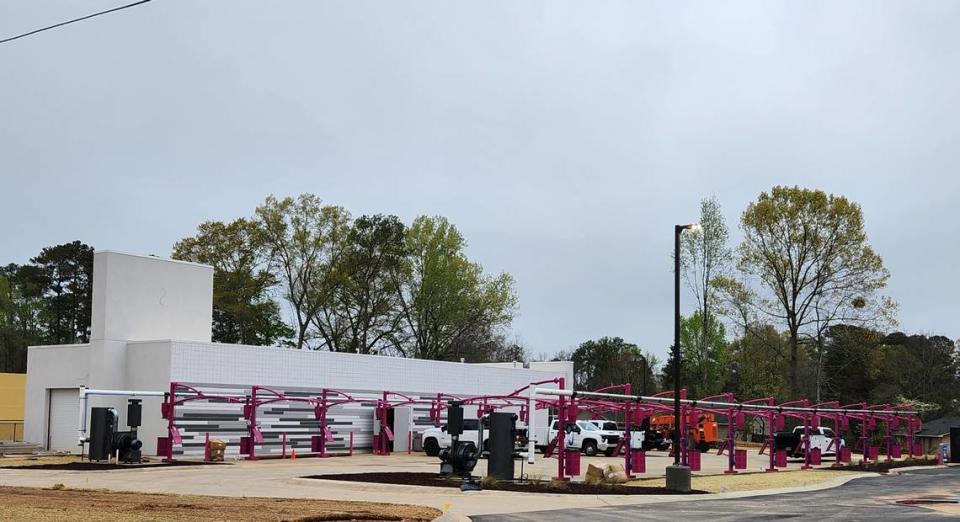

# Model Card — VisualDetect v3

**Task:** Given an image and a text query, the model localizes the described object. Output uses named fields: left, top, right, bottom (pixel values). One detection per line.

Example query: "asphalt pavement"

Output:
left=474, top=467, right=960, bottom=521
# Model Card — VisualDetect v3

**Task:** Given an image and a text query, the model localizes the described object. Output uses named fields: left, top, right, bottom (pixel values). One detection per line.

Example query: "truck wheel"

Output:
left=424, top=438, right=440, bottom=457
left=582, top=441, right=598, bottom=456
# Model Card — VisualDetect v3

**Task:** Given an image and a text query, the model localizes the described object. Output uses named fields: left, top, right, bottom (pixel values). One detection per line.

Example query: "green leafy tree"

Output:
left=678, top=311, right=730, bottom=397
left=738, top=186, right=891, bottom=397
left=30, top=241, right=94, bottom=344
left=173, top=219, right=292, bottom=346
left=395, top=216, right=516, bottom=360
left=710, top=275, right=757, bottom=338
left=821, top=324, right=883, bottom=406
left=571, top=337, right=659, bottom=395
left=0, top=265, right=46, bottom=372
left=680, top=197, right=732, bottom=377
left=869, top=333, right=959, bottom=415
left=255, top=194, right=351, bottom=349
left=324, top=214, right=407, bottom=354
left=729, top=324, right=789, bottom=400
left=448, top=328, right=529, bottom=363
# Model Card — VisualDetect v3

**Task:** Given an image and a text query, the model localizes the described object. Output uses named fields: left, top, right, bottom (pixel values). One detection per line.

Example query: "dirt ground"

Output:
left=0, top=456, right=219, bottom=471
left=628, top=468, right=855, bottom=493
left=0, top=455, right=81, bottom=467
left=0, top=485, right=441, bottom=522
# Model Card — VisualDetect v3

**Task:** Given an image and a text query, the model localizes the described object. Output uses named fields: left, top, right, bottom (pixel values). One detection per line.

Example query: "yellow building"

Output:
left=0, top=373, right=26, bottom=441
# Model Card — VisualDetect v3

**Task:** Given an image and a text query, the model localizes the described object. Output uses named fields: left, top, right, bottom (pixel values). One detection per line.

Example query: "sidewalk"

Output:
left=0, top=453, right=886, bottom=518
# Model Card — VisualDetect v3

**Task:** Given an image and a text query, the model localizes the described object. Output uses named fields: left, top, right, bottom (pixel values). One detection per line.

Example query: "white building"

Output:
left=25, top=251, right=572, bottom=457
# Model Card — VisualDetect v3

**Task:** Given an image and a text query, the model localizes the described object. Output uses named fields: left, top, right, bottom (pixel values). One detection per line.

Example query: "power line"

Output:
left=0, top=0, right=152, bottom=46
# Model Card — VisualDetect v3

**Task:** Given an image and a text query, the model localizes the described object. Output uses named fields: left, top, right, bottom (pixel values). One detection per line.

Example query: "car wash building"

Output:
left=25, top=251, right=572, bottom=457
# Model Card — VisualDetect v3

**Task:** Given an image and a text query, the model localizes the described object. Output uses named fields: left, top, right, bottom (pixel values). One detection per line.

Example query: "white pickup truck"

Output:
left=422, top=418, right=530, bottom=457
left=422, top=419, right=483, bottom=456
left=548, top=420, right=623, bottom=456
left=774, top=426, right=844, bottom=457
left=585, top=420, right=670, bottom=452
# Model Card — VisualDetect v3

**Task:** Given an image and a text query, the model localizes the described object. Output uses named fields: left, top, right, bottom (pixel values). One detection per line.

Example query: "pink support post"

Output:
left=248, top=387, right=258, bottom=461
left=349, top=432, right=354, bottom=456
left=909, top=416, right=922, bottom=457
left=860, top=415, right=870, bottom=465
left=204, top=432, right=210, bottom=462
left=163, top=382, right=177, bottom=463
left=765, top=411, right=778, bottom=472
left=764, top=410, right=782, bottom=472
left=801, top=401, right=812, bottom=470
left=623, top=383, right=632, bottom=478
left=724, top=406, right=737, bottom=474
left=831, top=414, right=846, bottom=468
left=884, top=408, right=893, bottom=462
left=554, top=377, right=568, bottom=481
left=282, top=432, right=287, bottom=459
left=679, top=389, right=689, bottom=466
left=319, top=389, right=328, bottom=458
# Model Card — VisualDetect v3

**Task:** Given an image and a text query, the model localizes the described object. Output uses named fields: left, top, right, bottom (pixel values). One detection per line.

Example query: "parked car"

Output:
left=774, top=426, right=844, bottom=458
left=548, top=420, right=622, bottom=456
left=584, top=420, right=671, bottom=452
left=422, top=419, right=482, bottom=457
left=422, top=417, right=527, bottom=457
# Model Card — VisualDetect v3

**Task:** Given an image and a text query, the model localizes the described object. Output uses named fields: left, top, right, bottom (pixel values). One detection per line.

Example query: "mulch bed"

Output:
left=1, top=460, right=223, bottom=471
left=305, top=472, right=707, bottom=495
left=833, top=457, right=939, bottom=474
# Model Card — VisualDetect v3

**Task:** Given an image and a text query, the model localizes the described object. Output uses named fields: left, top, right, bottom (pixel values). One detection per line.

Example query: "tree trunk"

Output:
left=814, top=335, right=824, bottom=403
left=788, top=329, right=799, bottom=398
left=296, top=321, right=307, bottom=350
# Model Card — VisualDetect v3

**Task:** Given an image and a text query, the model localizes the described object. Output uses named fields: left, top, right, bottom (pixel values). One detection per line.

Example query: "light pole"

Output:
left=667, top=222, right=700, bottom=491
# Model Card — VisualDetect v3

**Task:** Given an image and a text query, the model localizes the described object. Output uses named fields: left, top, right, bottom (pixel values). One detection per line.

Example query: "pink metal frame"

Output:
left=158, top=379, right=923, bottom=480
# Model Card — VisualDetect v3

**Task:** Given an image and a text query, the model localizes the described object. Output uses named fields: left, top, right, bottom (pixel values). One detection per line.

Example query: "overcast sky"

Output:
left=2, top=1, right=958, bottom=360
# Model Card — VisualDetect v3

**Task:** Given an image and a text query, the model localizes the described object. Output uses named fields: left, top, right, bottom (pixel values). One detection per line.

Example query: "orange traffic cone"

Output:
left=291, top=448, right=297, bottom=461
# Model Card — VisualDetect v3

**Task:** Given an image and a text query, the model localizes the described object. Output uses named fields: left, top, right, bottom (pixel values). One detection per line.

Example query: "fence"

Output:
left=0, top=420, right=24, bottom=441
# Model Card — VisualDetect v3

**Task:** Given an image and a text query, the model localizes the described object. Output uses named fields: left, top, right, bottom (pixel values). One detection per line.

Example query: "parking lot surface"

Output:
left=474, top=467, right=960, bottom=521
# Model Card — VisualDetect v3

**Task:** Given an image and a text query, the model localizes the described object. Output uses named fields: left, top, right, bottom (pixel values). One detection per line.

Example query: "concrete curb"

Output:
left=432, top=510, right=472, bottom=522
left=888, top=464, right=949, bottom=475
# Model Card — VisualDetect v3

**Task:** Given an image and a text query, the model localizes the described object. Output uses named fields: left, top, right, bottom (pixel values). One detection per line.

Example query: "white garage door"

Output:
left=47, top=388, right=79, bottom=453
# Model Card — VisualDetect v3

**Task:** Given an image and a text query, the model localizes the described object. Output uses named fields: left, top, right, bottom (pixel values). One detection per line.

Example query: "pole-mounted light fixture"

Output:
left=672, top=222, right=699, bottom=468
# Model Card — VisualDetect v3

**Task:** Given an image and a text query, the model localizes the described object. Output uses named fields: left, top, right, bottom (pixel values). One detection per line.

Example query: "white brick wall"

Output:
left=170, top=342, right=568, bottom=396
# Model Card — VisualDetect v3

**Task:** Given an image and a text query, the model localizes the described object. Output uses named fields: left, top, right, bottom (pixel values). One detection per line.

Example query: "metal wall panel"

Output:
left=166, top=342, right=568, bottom=458
left=47, top=388, right=79, bottom=453
left=173, top=384, right=448, bottom=458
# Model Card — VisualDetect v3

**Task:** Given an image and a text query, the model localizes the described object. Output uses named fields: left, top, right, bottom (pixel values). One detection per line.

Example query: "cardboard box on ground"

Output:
left=584, top=463, right=629, bottom=485
left=208, top=440, right=227, bottom=462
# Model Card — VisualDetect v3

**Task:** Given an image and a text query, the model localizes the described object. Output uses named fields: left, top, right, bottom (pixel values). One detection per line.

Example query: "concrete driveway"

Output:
left=474, top=467, right=960, bottom=521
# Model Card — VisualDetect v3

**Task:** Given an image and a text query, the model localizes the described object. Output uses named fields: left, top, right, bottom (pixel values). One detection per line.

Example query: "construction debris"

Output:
left=584, top=463, right=629, bottom=485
